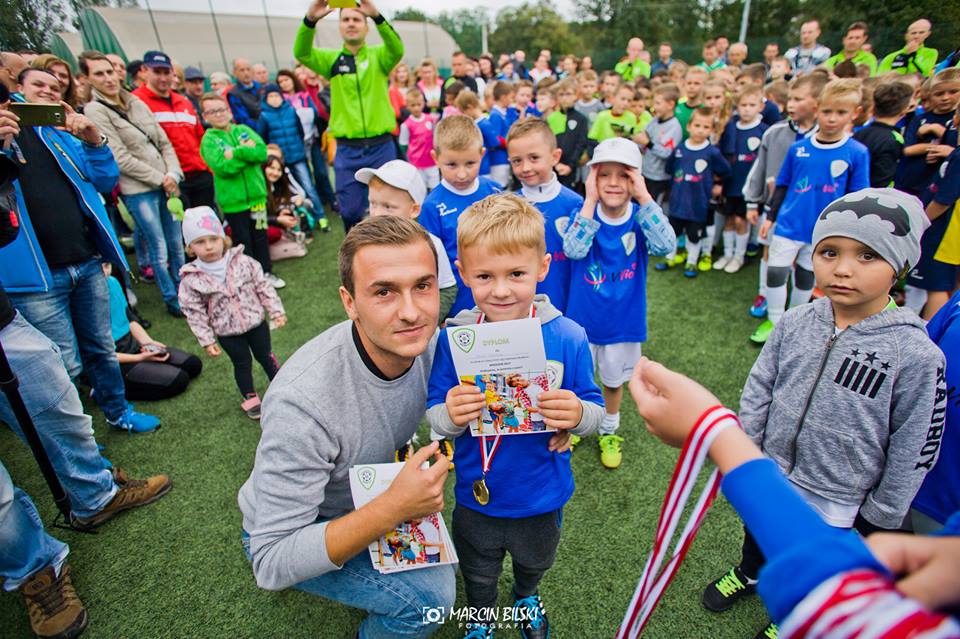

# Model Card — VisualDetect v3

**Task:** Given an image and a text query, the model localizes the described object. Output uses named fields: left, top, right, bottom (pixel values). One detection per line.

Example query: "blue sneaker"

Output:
left=107, top=403, right=160, bottom=434
left=514, top=593, right=549, bottom=639
left=463, top=623, right=494, bottom=638
left=749, top=295, right=768, bottom=318
left=683, top=264, right=698, bottom=278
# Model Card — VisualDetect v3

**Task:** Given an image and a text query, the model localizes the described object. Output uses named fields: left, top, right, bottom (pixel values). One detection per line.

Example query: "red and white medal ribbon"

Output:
left=616, top=406, right=741, bottom=639
left=479, top=430, right=502, bottom=475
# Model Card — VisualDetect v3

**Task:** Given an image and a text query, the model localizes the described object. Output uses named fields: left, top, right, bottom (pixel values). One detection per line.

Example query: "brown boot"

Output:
left=21, top=564, right=88, bottom=639
left=72, top=474, right=172, bottom=530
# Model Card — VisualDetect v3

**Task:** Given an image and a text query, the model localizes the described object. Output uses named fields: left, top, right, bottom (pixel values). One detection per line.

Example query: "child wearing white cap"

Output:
left=560, top=137, right=676, bottom=469
left=178, top=206, right=287, bottom=419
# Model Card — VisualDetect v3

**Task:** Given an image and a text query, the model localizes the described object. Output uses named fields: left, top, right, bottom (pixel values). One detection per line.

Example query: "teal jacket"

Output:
left=293, top=18, right=403, bottom=140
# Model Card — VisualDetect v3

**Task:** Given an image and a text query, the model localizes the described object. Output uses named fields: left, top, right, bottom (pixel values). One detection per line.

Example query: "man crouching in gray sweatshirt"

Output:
left=238, top=215, right=455, bottom=638
left=700, top=189, right=948, bottom=631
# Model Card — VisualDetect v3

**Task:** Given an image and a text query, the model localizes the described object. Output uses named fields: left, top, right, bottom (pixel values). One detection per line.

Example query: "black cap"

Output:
left=143, top=50, right=172, bottom=69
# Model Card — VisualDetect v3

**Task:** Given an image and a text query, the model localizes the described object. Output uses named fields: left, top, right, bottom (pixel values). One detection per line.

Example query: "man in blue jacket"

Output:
left=0, top=68, right=159, bottom=433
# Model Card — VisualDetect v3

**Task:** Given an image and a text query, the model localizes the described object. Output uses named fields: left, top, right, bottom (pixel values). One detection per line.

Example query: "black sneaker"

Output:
left=702, top=566, right=756, bottom=612
left=514, top=592, right=549, bottom=639
left=754, top=621, right=778, bottom=639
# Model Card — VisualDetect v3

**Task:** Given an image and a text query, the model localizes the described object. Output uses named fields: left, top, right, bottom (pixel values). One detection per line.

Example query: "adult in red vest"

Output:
left=132, top=50, right=215, bottom=209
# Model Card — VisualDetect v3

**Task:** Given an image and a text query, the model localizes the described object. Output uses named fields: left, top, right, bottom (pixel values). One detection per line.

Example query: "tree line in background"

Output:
left=2, top=0, right=958, bottom=66
left=395, top=0, right=959, bottom=70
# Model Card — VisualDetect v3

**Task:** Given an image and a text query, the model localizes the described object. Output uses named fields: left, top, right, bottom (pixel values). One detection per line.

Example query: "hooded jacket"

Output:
left=739, top=296, right=946, bottom=529
left=85, top=89, right=182, bottom=195
left=178, top=245, right=284, bottom=347
left=133, top=84, right=208, bottom=174
left=257, top=98, right=306, bottom=164
left=199, top=125, right=268, bottom=214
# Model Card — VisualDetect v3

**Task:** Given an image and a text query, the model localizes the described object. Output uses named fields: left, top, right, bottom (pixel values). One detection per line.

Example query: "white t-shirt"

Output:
left=429, top=232, right=456, bottom=289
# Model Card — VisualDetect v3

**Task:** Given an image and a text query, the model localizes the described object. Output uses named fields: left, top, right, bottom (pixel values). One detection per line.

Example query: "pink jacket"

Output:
left=178, top=246, right=285, bottom=347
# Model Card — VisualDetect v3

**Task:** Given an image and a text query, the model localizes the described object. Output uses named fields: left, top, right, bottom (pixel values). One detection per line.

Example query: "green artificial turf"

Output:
left=0, top=227, right=772, bottom=638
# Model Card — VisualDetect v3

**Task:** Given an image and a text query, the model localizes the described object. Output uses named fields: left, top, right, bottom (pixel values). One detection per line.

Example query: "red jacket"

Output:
left=132, top=85, right=208, bottom=175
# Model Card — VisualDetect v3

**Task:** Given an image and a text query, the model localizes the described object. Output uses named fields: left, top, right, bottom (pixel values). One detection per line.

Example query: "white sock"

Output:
left=665, top=249, right=676, bottom=262
left=758, top=258, right=768, bottom=298
left=790, top=285, right=814, bottom=309
left=734, top=232, right=749, bottom=259
left=704, top=226, right=716, bottom=255
left=713, top=212, right=725, bottom=249
left=686, top=240, right=702, bottom=266
left=723, top=231, right=735, bottom=258
left=766, top=281, right=788, bottom=324
left=904, top=285, right=928, bottom=314
left=600, top=412, right=620, bottom=435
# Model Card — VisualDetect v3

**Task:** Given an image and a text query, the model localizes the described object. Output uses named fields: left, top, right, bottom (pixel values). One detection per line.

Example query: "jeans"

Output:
left=333, top=140, right=397, bottom=233
left=287, top=160, right=327, bottom=223
left=242, top=531, right=455, bottom=638
left=0, top=461, right=69, bottom=592
left=307, top=140, right=337, bottom=208
left=9, top=260, right=129, bottom=422
left=122, top=190, right=185, bottom=307
left=0, top=313, right=117, bottom=519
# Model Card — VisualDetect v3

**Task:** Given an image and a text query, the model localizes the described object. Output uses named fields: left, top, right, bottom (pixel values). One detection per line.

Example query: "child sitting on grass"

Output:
left=426, top=193, right=604, bottom=639
left=701, top=188, right=946, bottom=639
left=178, top=207, right=287, bottom=420
left=562, top=137, right=675, bottom=468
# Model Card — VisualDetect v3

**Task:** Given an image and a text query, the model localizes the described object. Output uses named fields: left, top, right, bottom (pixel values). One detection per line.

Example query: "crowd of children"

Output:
left=12, top=18, right=960, bottom=639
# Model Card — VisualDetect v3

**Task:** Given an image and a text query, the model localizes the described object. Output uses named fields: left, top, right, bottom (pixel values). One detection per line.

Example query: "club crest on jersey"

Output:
left=554, top=216, right=570, bottom=236
left=747, top=137, right=761, bottom=151
left=568, top=120, right=578, bottom=130
left=830, top=160, right=849, bottom=178
left=426, top=121, right=434, bottom=130
left=622, top=231, right=637, bottom=255
left=694, top=159, right=708, bottom=173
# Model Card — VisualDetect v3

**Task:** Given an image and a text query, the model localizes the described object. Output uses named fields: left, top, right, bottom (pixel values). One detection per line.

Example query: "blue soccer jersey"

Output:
left=773, top=136, right=871, bottom=243
left=476, top=116, right=497, bottom=176
left=565, top=202, right=653, bottom=345
left=761, top=99, right=782, bottom=126
left=487, top=107, right=510, bottom=167
left=667, top=140, right=731, bottom=222
left=426, top=314, right=603, bottom=518
left=522, top=179, right=582, bottom=313
left=895, top=110, right=958, bottom=195
left=419, top=177, right=503, bottom=314
left=721, top=118, right=768, bottom=197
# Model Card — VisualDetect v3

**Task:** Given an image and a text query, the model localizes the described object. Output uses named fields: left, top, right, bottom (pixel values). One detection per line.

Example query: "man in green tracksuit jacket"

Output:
left=294, top=0, right=403, bottom=232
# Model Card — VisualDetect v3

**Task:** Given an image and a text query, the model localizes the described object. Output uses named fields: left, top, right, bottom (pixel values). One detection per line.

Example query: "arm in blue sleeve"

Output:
left=76, top=136, right=120, bottom=193
left=635, top=200, right=676, bottom=256
left=723, top=458, right=890, bottom=622
left=562, top=213, right=601, bottom=259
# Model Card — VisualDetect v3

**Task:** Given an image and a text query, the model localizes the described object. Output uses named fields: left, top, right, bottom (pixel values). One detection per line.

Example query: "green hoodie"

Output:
left=199, top=124, right=267, bottom=214
left=293, top=18, right=403, bottom=140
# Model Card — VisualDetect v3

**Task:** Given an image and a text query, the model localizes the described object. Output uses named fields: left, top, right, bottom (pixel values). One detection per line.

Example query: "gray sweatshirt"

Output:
left=742, top=119, right=816, bottom=206
left=641, top=116, right=683, bottom=182
left=739, top=297, right=946, bottom=529
left=426, top=296, right=605, bottom=438
left=237, top=320, right=436, bottom=590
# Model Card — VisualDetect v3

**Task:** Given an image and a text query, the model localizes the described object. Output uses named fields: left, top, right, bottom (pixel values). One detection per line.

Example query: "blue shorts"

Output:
left=907, top=214, right=959, bottom=292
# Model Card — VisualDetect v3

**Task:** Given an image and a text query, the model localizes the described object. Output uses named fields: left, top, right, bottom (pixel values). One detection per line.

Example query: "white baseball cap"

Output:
left=355, top=160, right=427, bottom=205
left=586, top=137, right=643, bottom=170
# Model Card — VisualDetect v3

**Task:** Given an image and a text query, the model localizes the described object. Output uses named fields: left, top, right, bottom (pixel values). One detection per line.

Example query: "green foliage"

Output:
left=434, top=9, right=490, bottom=58
left=488, top=2, right=584, bottom=59
left=68, top=0, right=140, bottom=30
left=0, top=0, right=66, bottom=51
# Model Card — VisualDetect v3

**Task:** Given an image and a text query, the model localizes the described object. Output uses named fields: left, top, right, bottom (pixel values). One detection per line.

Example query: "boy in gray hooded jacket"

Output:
left=701, top=188, right=947, bottom=638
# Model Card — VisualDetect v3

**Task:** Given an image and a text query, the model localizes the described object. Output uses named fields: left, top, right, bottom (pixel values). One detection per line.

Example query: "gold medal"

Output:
left=472, top=478, right=490, bottom=505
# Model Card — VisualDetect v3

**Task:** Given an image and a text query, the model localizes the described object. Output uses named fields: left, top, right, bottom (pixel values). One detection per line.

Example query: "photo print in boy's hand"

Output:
left=464, top=371, right=555, bottom=436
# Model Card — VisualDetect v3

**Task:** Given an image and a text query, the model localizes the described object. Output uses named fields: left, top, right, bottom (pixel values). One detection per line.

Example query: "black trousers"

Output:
left=226, top=211, right=272, bottom=275
left=740, top=513, right=881, bottom=579
left=647, top=179, right=671, bottom=207
left=120, top=347, right=202, bottom=401
left=217, top=322, right=279, bottom=397
left=180, top=171, right=216, bottom=210
left=452, top=504, right=562, bottom=614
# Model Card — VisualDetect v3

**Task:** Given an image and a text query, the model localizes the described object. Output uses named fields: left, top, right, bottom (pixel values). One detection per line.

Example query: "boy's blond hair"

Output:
left=653, top=82, right=681, bottom=105
left=433, top=114, right=483, bottom=154
left=736, top=84, right=764, bottom=103
left=577, top=69, right=598, bottom=83
left=551, top=78, right=577, bottom=97
left=454, top=90, right=481, bottom=112
left=457, top=194, right=546, bottom=258
left=931, top=67, right=960, bottom=89
left=506, top=117, right=557, bottom=149
left=685, top=66, right=708, bottom=80
left=819, top=78, right=863, bottom=107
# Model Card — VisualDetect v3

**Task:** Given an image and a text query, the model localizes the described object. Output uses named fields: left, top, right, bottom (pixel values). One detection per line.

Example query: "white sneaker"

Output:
left=266, top=273, right=286, bottom=289
left=724, top=256, right=744, bottom=273
left=713, top=256, right=731, bottom=271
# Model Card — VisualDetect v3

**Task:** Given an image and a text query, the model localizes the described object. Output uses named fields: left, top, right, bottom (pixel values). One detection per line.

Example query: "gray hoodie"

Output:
left=426, top=295, right=605, bottom=438
left=739, top=297, right=946, bottom=529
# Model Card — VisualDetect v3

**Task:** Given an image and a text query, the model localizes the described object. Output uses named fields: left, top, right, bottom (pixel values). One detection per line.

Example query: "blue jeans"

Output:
left=287, top=160, right=327, bottom=223
left=0, top=313, right=117, bottom=517
left=122, top=190, right=184, bottom=307
left=0, top=461, right=69, bottom=591
left=333, top=140, right=397, bottom=232
left=307, top=140, right=337, bottom=208
left=242, top=530, right=454, bottom=638
left=9, top=260, right=129, bottom=422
